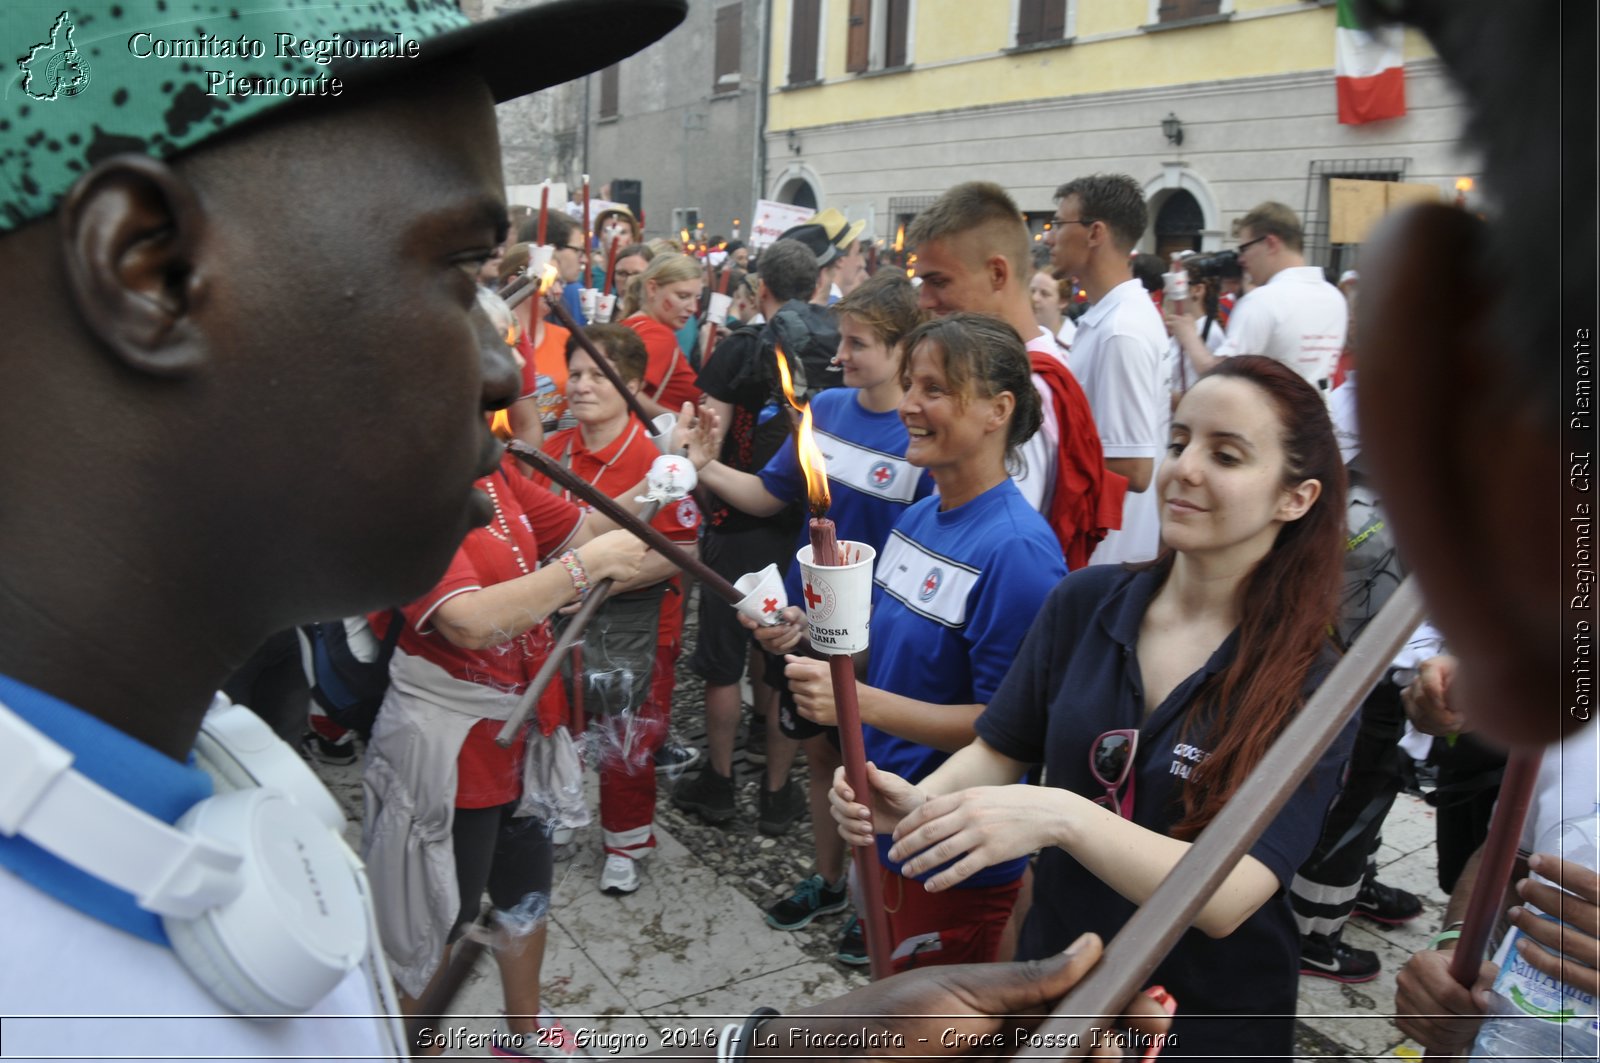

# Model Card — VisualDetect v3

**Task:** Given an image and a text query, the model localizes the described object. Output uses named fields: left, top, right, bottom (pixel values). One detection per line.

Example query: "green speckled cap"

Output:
left=0, top=0, right=685, bottom=232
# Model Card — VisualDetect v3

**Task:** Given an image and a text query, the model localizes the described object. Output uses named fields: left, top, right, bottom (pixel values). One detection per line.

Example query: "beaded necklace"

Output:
left=482, top=477, right=531, bottom=576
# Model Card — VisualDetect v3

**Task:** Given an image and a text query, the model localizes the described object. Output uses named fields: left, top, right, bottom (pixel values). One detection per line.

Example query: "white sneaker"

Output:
left=599, top=853, right=640, bottom=895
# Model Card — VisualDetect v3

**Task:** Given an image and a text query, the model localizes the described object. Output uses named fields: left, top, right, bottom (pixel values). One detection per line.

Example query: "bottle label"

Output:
left=1490, top=923, right=1600, bottom=1032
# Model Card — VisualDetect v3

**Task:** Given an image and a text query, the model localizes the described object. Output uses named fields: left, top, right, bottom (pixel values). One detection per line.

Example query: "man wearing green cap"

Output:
left=0, top=1, right=684, bottom=1056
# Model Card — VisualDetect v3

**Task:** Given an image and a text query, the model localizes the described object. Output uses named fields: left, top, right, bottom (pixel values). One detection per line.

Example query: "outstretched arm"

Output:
left=890, top=784, right=1279, bottom=938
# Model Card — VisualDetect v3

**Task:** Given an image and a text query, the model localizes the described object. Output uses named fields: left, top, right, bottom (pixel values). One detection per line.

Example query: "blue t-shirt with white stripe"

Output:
left=865, top=479, right=1064, bottom=887
left=757, top=387, right=934, bottom=605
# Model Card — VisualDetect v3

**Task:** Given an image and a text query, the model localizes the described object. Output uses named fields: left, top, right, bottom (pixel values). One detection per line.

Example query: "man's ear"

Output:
left=58, top=154, right=209, bottom=377
left=987, top=252, right=1010, bottom=293
left=1358, top=205, right=1561, bottom=749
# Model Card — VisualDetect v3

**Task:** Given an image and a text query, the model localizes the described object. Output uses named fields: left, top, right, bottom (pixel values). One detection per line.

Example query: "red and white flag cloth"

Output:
left=1335, top=0, right=1406, bottom=124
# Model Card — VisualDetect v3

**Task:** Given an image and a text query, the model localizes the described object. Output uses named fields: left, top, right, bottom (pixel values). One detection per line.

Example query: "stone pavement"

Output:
left=317, top=662, right=1449, bottom=1061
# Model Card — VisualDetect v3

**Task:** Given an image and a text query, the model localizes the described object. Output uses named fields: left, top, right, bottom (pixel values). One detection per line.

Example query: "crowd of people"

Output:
left=0, top=0, right=1589, bottom=1061
left=301, top=168, right=1593, bottom=1059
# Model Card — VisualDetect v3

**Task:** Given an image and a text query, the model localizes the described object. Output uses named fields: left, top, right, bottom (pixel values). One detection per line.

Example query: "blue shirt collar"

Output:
left=0, top=673, right=214, bottom=945
left=1096, top=566, right=1240, bottom=727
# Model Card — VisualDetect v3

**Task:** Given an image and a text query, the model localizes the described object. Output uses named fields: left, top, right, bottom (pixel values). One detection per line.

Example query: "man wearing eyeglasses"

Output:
left=517, top=209, right=592, bottom=325
left=1047, top=174, right=1169, bottom=566
left=1169, top=202, right=1347, bottom=394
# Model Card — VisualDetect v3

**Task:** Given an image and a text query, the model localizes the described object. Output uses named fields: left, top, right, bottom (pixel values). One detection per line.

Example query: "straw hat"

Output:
left=808, top=207, right=867, bottom=251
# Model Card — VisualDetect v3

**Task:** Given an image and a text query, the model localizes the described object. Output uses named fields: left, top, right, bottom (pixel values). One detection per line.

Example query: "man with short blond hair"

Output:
left=908, top=181, right=1123, bottom=568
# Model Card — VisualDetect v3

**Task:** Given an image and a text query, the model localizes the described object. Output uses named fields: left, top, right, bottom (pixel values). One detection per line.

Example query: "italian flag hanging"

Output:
left=1335, top=0, right=1406, bottom=124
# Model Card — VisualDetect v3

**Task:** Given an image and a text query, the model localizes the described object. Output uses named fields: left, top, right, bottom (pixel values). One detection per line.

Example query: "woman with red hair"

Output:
left=832, top=355, right=1353, bottom=1061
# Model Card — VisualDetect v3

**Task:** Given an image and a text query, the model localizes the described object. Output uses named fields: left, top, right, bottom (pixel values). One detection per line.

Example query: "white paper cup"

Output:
left=796, top=541, right=878, bottom=655
left=578, top=287, right=599, bottom=319
left=733, top=564, right=788, bottom=626
left=597, top=293, right=618, bottom=322
left=528, top=244, right=555, bottom=278
left=707, top=291, right=733, bottom=324
left=650, top=412, right=677, bottom=452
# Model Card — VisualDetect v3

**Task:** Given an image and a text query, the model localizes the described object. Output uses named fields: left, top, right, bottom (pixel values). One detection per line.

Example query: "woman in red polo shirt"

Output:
left=362, top=420, right=649, bottom=1054
left=619, top=252, right=703, bottom=420
left=542, top=324, right=702, bottom=896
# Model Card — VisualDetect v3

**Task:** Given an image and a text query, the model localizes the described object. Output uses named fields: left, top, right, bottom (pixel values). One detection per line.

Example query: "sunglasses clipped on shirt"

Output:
left=1090, top=728, right=1139, bottom=820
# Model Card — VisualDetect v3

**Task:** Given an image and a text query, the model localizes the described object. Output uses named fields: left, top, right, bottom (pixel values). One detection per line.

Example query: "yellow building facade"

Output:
left=763, top=0, right=1478, bottom=269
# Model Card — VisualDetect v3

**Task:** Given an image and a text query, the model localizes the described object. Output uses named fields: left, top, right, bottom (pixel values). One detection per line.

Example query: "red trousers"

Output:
left=878, top=865, right=1022, bottom=974
left=597, top=640, right=678, bottom=857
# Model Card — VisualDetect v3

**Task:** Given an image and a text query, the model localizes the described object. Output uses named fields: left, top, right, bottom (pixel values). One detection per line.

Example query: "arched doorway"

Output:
left=778, top=177, right=818, bottom=210
left=1154, top=190, right=1203, bottom=258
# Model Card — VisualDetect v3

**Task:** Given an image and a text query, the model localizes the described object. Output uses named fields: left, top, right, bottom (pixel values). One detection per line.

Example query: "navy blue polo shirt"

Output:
left=976, top=566, right=1354, bottom=1061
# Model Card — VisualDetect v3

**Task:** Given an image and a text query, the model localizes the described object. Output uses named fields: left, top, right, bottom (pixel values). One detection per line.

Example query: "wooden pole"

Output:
left=495, top=501, right=662, bottom=747
left=809, top=516, right=893, bottom=982
left=542, top=293, right=660, bottom=433
left=507, top=443, right=744, bottom=607
left=1426, top=749, right=1542, bottom=1059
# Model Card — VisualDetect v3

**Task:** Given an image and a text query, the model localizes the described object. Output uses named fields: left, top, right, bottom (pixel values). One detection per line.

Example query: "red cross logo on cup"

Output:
left=804, top=583, right=824, bottom=609
left=763, top=597, right=778, bottom=614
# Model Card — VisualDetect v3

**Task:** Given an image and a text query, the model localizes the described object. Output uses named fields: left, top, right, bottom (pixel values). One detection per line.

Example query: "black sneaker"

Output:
left=1353, top=876, right=1423, bottom=926
left=835, top=915, right=869, bottom=967
left=1299, top=934, right=1380, bottom=983
left=654, top=736, right=702, bottom=775
left=300, top=730, right=357, bottom=766
left=765, top=874, right=849, bottom=930
left=757, top=778, right=806, bottom=836
left=671, top=767, right=736, bottom=824
left=745, top=714, right=768, bottom=765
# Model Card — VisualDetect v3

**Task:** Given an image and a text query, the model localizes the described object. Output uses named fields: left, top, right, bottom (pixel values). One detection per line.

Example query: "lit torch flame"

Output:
left=490, top=308, right=523, bottom=441
left=1455, top=177, right=1474, bottom=192
left=773, top=344, right=830, bottom=514
left=892, top=223, right=904, bottom=254
left=537, top=260, right=560, bottom=295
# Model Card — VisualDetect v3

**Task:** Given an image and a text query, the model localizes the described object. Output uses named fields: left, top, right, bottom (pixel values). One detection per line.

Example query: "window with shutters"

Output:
left=713, top=3, right=742, bottom=94
left=598, top=64, right=619, bottom=119
left=845, top=0, right=870, bottom=72
left=1157, top=0, right=1220, bottom=20
left=1014, top=0, right=1069, bottom=48
left=846, top=0, right=913, bottom=76
left=788, top=0, right=822, bottom=85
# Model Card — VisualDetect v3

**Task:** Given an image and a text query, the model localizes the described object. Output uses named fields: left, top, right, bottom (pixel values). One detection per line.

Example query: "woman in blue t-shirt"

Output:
left=831, top=356, right=1352, bottom=1060
left=683, top=273, right=932, bottom=952
left=759, top=313, right=1066, bottom=974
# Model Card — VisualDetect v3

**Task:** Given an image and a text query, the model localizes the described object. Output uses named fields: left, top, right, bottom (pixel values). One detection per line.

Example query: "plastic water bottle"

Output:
left=1470, top=807, right=1600, bottom=1060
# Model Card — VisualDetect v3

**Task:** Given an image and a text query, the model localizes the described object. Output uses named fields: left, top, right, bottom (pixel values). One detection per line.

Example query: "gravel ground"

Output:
left=650, top=603, right=869, bottom=990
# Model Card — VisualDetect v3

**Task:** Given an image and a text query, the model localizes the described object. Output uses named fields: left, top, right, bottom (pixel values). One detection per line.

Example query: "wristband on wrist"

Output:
left=1430, top=920, right=1465, bottom=950
left=721, top=1007, right=778, bottom=1061
left=558, top=550, right=590, bottom=597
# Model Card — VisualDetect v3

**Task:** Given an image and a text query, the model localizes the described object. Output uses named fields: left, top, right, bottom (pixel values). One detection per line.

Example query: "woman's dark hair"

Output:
left=1182, top=264, right=1222, bottom=344
left=897, top=313, right=1042, bottom=474
left=566, top=324, right=647, bottom=386
left=1163, top=355, right=1349, bottom=841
